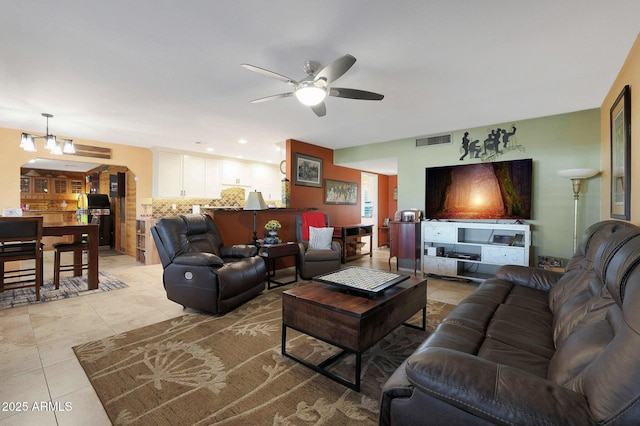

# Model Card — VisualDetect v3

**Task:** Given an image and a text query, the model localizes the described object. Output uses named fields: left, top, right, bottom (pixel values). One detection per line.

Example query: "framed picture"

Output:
left=324, top=179, right=358, bottom=205
left=294, top=153, right=322, bottom=187
left=610, top=85, right=631, bottom=220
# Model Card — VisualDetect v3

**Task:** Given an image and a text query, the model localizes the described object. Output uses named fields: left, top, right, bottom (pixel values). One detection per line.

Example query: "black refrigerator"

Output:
left=86, top=194, right=113, bottom=247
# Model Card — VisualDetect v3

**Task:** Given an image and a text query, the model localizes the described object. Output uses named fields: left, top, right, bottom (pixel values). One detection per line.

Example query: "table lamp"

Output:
left=244, top=191, right=268, bottom=243
left=558, top=168, right=600, bottom=254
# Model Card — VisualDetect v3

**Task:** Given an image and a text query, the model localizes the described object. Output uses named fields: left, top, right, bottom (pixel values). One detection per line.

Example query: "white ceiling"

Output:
left=1, top=1, right=639, bottom=175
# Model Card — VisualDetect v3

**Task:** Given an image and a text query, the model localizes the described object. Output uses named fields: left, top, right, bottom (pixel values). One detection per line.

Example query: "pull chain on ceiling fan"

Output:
left=241, top=54, right=384, bottom=117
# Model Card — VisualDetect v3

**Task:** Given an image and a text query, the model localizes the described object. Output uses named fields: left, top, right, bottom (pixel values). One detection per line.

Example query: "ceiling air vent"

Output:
left=416, top=134, right=452, bottom=147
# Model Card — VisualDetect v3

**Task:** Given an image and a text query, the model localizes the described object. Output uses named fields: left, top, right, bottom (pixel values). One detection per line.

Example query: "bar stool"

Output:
left=52, top=240, right=88, bottom=288
left=52, top=216, right=98, bottom=288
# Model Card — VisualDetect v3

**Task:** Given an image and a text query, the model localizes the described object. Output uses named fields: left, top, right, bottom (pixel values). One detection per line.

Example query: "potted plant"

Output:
left=264, top=219, right=281, bottom=244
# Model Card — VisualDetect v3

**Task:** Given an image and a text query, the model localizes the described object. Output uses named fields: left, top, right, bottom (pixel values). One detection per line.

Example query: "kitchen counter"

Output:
left=24, top=210, right=77, bottom=213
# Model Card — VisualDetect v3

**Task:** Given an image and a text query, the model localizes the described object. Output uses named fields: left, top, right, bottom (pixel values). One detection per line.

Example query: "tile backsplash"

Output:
left=151, top=187, right=281, bottom=219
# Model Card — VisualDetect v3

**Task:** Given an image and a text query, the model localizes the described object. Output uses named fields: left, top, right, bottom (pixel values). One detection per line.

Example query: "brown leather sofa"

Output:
left=151, top=214, right=266, bottom=315
left=380, top=220, right=640, bottom=425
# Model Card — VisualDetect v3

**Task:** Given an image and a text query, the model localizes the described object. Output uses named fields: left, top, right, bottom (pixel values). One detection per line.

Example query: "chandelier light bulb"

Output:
left=62, top=139, right=75, bottom=154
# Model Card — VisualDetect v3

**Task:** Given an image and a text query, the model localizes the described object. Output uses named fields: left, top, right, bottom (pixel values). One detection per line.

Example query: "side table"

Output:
left=258, top=242, right=298, bottom=289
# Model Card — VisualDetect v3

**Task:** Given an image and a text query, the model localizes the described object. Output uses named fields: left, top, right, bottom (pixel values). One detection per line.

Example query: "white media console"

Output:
left=421, top=221, right=531, bottom=282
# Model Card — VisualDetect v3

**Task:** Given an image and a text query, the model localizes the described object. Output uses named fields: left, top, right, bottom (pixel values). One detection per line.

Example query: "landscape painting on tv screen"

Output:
left=425, top=159, right=532, bottom=220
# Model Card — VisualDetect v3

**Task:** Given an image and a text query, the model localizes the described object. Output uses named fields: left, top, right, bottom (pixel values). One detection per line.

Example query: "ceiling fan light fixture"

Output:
left=295, top=85, right=327, bottom=106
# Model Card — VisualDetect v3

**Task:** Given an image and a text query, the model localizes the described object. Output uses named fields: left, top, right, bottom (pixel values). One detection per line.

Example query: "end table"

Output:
left=258, top=242, right=298, bottom=289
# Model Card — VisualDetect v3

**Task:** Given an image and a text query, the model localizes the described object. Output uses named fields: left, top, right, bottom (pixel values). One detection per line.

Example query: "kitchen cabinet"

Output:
left=70, top=180, right=83, bottom=194
left=53, top=179, right=68, bottom=199
left=205, top=158, right=222, bottom=198
left=20, top=177, right=31, bottom=193
left=250, top=163, right=280, bottom=202
left=222, top=160, right=252, bottom=187
left=154, top=152, right=224, bottom=198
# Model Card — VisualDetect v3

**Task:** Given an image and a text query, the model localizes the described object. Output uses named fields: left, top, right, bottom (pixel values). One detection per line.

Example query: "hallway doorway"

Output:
left=361, top=172, right=378, bottom=250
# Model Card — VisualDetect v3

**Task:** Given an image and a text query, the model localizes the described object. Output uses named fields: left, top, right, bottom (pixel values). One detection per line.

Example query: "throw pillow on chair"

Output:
left=308, top=226, right=334, bottom=250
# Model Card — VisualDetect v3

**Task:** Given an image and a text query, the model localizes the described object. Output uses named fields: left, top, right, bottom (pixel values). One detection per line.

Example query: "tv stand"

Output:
left=421, top=221, right=531, bottom=282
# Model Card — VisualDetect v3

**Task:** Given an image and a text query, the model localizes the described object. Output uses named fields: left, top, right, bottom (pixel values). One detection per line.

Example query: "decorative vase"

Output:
left=264, top=230, right=280, bottom=244
left=281, top=178, right=290, bottom=208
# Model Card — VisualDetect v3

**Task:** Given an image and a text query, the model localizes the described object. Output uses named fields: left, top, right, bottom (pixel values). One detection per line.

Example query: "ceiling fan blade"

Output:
left=314, top=54, right=356, bottom=84
left=241, top=64, right=298, bottom=86
left=311, top=102, right=326, bottom=117
left=250, top=92, right=294, bottom=103
left=329, top=87, right=384, bottom=101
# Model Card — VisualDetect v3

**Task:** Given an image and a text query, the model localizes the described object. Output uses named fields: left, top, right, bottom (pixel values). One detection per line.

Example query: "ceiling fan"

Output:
left=241, top=54, right=384, bottom=117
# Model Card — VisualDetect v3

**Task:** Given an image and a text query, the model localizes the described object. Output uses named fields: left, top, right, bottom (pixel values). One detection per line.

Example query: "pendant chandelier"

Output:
left=20, top=113, right=75, bottom=155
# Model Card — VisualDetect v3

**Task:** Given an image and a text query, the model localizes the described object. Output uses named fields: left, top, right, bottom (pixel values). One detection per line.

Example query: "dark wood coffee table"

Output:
left=281, top=275, right=427, bottom=391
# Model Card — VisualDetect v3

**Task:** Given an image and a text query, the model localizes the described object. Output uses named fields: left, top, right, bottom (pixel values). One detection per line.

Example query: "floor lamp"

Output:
left=558, top=168, right=599, bottom=254
left=244, top=191, right=268, bottom=244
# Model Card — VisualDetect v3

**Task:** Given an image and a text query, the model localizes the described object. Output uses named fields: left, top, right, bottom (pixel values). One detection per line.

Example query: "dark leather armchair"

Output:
left=151, top=214, right=265, bottom=314
left=295, top=213, right=341, bottom=279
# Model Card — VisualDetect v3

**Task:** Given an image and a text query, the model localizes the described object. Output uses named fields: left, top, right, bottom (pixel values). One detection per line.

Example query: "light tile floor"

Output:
left=0, top=248, right=476, bottom=425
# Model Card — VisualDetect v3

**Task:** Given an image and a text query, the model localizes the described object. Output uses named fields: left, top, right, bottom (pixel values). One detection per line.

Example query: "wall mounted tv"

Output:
left=425, top=158, right=532, bottom=220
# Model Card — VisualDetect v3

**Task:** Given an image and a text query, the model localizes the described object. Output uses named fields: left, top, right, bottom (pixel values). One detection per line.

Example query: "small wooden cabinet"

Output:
left=136, top=219, right=161, bottom=265
left=332, top=224, right=374, bottom=263
left=389, top=221, right=421, bottom=275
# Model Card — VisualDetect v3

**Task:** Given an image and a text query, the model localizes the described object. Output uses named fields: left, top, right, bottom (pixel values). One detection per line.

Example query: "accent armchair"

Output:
left=295, top=213, right=341, bottom=279
left=151, top=214, right=266, bottom=314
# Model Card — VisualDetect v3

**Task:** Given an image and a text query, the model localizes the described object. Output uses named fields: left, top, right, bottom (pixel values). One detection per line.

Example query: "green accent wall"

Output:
left=335, top=108, right=601, bottom=263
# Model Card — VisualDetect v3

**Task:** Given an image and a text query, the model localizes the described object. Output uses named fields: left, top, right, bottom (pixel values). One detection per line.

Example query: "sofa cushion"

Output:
left=478, top=338, right=549, bottom=377
left=486, top=304, right=555, bottom=359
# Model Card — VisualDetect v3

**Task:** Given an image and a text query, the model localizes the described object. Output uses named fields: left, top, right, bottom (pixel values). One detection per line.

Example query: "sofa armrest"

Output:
left=405, top=347, right=593, bottom=425
left=496, top=264, right=563, bottom=291
left=173, top=253, right=224, bottom=267
left=220, top=244, right=258, bottom=258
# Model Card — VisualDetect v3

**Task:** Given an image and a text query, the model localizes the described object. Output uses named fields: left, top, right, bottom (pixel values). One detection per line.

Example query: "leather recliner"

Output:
left=151, top=214, right=265, bottom=315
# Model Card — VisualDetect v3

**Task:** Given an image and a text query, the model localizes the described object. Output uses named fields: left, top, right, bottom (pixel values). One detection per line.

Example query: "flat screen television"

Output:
left=425, top=158, right=532, bottom=220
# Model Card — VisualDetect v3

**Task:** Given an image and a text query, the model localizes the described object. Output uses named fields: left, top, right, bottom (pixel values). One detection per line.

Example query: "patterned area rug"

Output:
left=74, top=285, right=455, bottom=425
left=0, top=272, right=128, bottom=310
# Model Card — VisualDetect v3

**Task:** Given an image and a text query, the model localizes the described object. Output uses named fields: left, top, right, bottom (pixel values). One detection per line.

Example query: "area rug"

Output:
left=0, top=272, right=128, bottom=310
left=74, top=286, right=455, bottom=426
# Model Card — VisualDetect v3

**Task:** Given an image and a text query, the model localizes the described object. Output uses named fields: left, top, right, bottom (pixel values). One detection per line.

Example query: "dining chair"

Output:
left=0, top=216, right=44, bottom=300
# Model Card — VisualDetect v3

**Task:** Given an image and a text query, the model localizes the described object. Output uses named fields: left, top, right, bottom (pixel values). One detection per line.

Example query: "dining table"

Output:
left=42, top=221, right=99, bottom=290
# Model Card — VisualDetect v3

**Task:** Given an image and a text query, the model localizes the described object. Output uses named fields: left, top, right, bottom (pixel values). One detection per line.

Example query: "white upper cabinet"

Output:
left=155, top=152, right=208, bottom=197
left=156, top=151, right=185, bottom=197
left=250, top=163, right=281, bottom=202
left=222, top=160, right=252, bottom=186
left=154, top=151, right=279, bottom=201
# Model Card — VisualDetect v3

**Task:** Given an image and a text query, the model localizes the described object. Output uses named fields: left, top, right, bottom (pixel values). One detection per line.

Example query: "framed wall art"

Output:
left=294, top=153, right=322, bottom=187
left=324, top=179, right=358, bottom=205
left=610, top=85, right=631, bottom=220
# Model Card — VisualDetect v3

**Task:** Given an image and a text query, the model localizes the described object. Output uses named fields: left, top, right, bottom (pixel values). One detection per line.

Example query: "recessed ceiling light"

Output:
left=238, top=139, right=247, bottom=144
left=206, top=147, right=214, bottom=152
left=237, top=155, right=243, bottom=159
